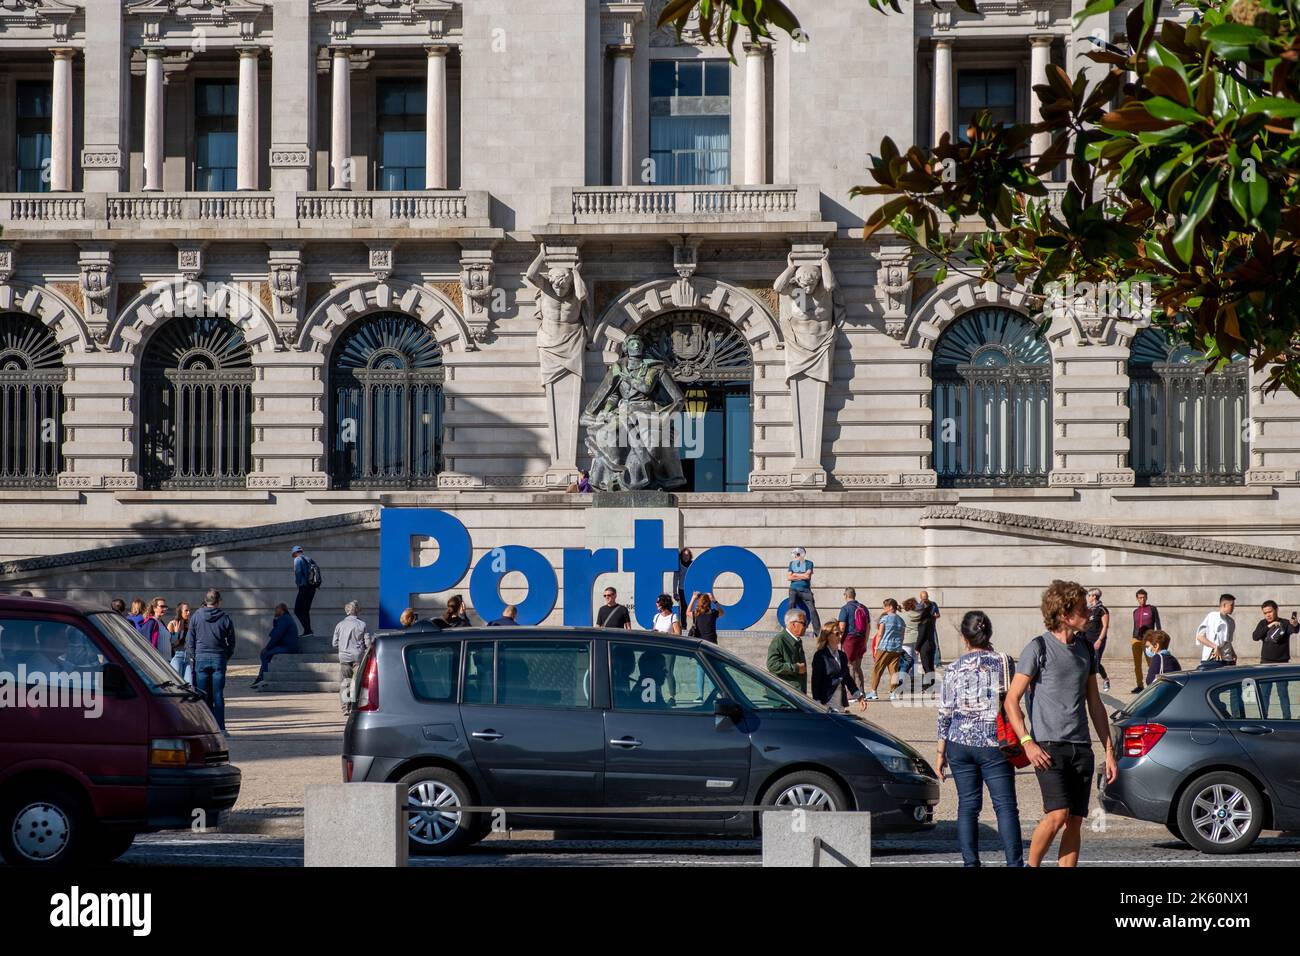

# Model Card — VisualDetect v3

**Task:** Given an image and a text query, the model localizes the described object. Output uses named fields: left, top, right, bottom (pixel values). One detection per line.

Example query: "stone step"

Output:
left=267, top=659, right=340, bottom=680
left=265, top=652, right=336, bottom=665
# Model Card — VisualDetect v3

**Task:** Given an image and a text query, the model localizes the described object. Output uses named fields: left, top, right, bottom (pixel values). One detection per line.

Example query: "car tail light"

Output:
left=356, top=653, right=379, bottom=712
left=343, top=757, right=354, bottom=782
left=1123, top=723, right=1167, bottom=758
left=150, top=738, right=190, bottom=767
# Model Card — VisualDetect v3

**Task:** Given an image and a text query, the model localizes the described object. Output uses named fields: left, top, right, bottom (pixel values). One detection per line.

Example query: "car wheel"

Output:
left=86, top=828, right=137, bottom=864
left=1175, top=771, right=1265, bottom=854
left=398, top=767, right=481, bottom=856
left=761, top=771, right=850, bottom=814
left=0, top=785, right=87, bottom=867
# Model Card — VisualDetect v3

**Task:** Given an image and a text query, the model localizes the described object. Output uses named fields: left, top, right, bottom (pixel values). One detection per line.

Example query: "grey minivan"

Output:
left=1101, top=664, right=1300, bottom=853
left=343, top=625, right=939, bottom=854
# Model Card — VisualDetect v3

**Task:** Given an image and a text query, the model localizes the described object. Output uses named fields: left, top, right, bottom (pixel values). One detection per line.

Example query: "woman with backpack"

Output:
left=934, top=610, right=1025, bottom=867
left=168, top=601, right=193, bottom=683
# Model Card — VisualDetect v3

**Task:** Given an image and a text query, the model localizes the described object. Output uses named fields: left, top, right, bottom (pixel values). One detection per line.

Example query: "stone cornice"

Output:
left=0, top=509, right=379, bottom=580
left=920, top=505, right=1300, bottom=572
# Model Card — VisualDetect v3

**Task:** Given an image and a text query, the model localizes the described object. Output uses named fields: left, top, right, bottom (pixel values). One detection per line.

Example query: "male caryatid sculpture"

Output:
left=581, top=333, right=687, bottom=492
left=774, top=250, right=846, bottom=478
left=524, top=249, right=590, bottom=476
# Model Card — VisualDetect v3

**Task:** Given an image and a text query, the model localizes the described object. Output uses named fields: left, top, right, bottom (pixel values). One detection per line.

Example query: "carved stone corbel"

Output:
left=0, top=243, right=15, bottom=285
left=458, top=241, right=496, bottom=346
left=368, top=243, right=395, bottom=283
left=874, top=243, right=913, bottom=340
left=669, top=236, right=701, bottom=309
left=176, top=241, right=206, bottom=282
left=267, top=246, right=304, bottom=339
left=78, top=245, right=116, bottom=341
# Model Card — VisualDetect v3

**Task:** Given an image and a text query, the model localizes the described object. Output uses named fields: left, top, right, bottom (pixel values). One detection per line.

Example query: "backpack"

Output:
left=1024, top=633, right=1095, bottom=731
left=852, top=602, right=869, bottom=637
left=305, top=557, right=323, bottom=588
left=140, top=616, right=162, bottom=650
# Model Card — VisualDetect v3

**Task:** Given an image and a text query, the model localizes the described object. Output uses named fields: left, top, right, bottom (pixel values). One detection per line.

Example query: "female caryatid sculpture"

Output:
left=774, top=251, right=846, bottom=478
left=581, top=333, right=687, bottom=492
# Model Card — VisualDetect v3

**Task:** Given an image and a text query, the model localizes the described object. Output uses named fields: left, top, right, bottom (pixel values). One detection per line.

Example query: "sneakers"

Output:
left=889, top=692, right=901, bottom=701
left=864, top=691, right=879, bottom=701
left=1130, top=685, right=1144, bottom=694
left=1102, top=679, right=1111, bottom=692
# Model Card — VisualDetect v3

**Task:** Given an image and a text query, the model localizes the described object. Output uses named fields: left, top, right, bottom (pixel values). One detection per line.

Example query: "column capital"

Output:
left=238, top=46, right=263, bottom=60
left=141, top=44, right=166, bottom=59
left=743, top=40, right=772, bottom=56
left=607, top=42, right=636, bottom=57
left=1029, top=33, right=1055, bottom=47
left=426, top=43, right=452, bottom=57
left=933, top=36, right=954, bottom=49
left=51, top=47, right=76, bottom=60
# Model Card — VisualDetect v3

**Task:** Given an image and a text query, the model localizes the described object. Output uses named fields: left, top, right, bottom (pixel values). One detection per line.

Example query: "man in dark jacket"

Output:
left=190, top=588, right=237, bottom=732
left=766, top=608, right=809, bottom=694
left=252, top=603, right=299, bottom=688
left=1253, top=600, right=1297, bottom=664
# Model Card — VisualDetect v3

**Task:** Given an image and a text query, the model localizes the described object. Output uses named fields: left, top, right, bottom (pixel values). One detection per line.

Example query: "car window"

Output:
left=610, top=643, right=718, bottom=713
left=405, top=643, right=459, bottom=703
left=89, top=611, right=179, bottom=693
left=1257, top=678, right=1300, bottom=721
left=497, top=641, right=591, bottom=709
left=463, top=641, right=494, bottom=705
left=715, top=659, right=800, bottom=711
left=1209, top=680, right=1263, bottom=720
left=1124, top=680, right=1182, bottom=720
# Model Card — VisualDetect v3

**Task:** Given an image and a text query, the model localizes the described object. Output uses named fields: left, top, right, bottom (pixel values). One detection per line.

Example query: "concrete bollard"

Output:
left=761, top=811, right=871, bottom=867
left=305, top=783, right=408, bottom=867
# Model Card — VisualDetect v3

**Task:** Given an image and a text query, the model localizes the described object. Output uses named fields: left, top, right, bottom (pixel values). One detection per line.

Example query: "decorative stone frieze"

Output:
left=77, top=246, right=116, bottom=338
left=267, top=247, right=304, bottom=340
left=458, top=242, right=496, bottom=344
left=873, top=243, right=912, bottom=339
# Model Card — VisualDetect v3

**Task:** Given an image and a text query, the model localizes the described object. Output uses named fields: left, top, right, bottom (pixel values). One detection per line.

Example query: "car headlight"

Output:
left=856, top=736, right=929, bottom=776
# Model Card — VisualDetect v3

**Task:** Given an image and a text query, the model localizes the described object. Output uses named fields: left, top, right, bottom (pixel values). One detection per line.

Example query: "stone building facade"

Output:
left=2, top=0, right=1299, bottom=659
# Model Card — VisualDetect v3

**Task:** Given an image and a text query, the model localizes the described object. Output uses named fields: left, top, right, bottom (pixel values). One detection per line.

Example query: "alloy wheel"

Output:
left=406, top=780, right=464, bottom=845
left=1190, top=783, right=1253, bottom=845
left=773, top=784, right=837, bottom=811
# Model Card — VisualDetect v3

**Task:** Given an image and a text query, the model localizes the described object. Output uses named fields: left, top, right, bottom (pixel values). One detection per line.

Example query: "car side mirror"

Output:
left=714, top=697, right=743, bottom=721
left=102, top=662, right=132, bottom=698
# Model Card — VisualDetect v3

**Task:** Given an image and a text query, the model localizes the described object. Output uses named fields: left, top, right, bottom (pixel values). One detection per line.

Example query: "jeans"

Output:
left=295, top=584, right=318, bottom=636
left=194, top=656, right=229, bottom=731
left=255, top=638, right=298, bottom=683
left=788, top=588, right=821, bottom=631
left=169, top=652, right=193, bottom=685
left=945, top=740, right=1024, bottom=867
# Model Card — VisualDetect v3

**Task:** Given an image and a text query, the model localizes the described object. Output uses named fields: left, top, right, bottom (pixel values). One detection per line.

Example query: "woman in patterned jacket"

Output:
left=935, top=610, right=1025, bottom=867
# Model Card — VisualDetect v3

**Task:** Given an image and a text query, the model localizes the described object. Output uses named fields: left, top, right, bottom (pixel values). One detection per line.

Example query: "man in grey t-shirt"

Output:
left=1004, top=580, right=1118, bottom=868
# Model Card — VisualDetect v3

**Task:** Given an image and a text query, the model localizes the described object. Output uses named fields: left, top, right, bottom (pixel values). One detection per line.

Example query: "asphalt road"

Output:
left=114, top=826, right=1300, bottom=867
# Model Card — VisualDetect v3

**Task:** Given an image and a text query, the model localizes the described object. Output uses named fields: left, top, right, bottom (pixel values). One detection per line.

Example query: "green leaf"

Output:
left=1073, top=0, right=1119, bottom=24
left=1202, top=23, right=1268, bottom=60
left=1142, top=96, right=1204, bottom=125
left=1171, top=174, right=1218, bottom=265
left=1243, top=96, right=1300, bottom=119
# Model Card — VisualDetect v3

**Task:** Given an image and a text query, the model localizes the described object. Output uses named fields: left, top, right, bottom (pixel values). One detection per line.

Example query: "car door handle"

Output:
left=609, top=737, right=643, bottom=749
left=471, top=730, right=504, bottom=741
left=1237, top=725, right=1274, bottom=735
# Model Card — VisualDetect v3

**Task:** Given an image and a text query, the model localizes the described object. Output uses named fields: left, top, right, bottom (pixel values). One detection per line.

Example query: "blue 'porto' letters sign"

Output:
left=378, top=508, right=773, bottom=631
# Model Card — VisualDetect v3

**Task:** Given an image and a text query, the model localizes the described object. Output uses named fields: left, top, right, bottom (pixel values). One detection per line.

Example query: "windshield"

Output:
left=1118, top=678, right=1183, bottom=721
left=89, top=611, right=188, bottom=694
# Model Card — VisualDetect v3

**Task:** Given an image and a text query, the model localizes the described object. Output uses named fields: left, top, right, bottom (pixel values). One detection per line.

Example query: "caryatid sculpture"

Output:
left=774, top=250, right=846, bottom=481
left=524, top=248, right=590, bottom=480
left=581, top=333, right=687, bottom=492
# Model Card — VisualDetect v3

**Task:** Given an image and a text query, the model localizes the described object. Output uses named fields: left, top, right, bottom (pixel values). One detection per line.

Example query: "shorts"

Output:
left=1034, top=741, right=1095, bottom=818
left=842, top=633, right=867, bottom=662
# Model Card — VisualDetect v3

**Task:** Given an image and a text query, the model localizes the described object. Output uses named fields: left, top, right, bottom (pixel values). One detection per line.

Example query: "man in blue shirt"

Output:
left=487, top=605, right=519, bottom=626
left=253, top=603, right=299, bottom=688
left=787, top=547, right=821, bottom=631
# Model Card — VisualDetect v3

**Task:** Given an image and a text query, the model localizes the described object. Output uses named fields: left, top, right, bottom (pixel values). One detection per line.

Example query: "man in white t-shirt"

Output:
left=1195, top=593, right=1237, bottom=669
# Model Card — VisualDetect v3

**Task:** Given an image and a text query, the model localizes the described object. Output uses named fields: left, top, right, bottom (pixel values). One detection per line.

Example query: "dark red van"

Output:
left=0, top=595, right=241, bottom=866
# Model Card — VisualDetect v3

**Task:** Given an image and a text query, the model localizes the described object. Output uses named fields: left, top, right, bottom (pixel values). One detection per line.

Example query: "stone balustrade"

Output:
left=0, top=190, right=492, bottom=235
left=557, top=184, right=823, bottom=227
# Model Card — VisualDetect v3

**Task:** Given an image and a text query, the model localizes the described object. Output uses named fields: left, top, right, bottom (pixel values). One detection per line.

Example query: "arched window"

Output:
left=632, top=310, right=753, bottom=492
left=1128, top=328, right=1248, bottom=485
left=0, top=313, right=64, bottom=487
left=140, top=317, right=253, bottom=489
left=932, top=308, right=1051, bottom=487
left=329, top=313, right=444, bottom=489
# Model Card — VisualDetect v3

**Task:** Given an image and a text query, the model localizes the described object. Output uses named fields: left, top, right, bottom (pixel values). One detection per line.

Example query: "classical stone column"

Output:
left=143, top=47, right=165, bottom=192
left=1030, top=35, right=1053, bottom=160
left=331, top=47, right=352, bottom=190
left=425, top=45, right=449, bottom=189
left=932, top=38, right=953, bottom=146
left=237, top=48, right=260, bottom=190
left=609, top=44, right=634, bottom=186
left=50, top=48, right=75, bottom=192
left=743, top=42, right=768, bottom=185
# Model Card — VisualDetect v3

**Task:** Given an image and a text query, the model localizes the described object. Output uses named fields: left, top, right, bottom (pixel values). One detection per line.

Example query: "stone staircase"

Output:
left=259, top=633, right=341, bottom=693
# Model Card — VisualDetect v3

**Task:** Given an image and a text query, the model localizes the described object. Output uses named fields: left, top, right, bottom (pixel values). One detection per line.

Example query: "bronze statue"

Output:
left=581, top=333, right=687, bottom=491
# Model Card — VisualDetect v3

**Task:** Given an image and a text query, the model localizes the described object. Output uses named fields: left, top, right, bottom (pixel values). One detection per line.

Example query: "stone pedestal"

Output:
left=304, top=783, right=407, bottom=867
left=761, top=811, right=871, bottom=867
